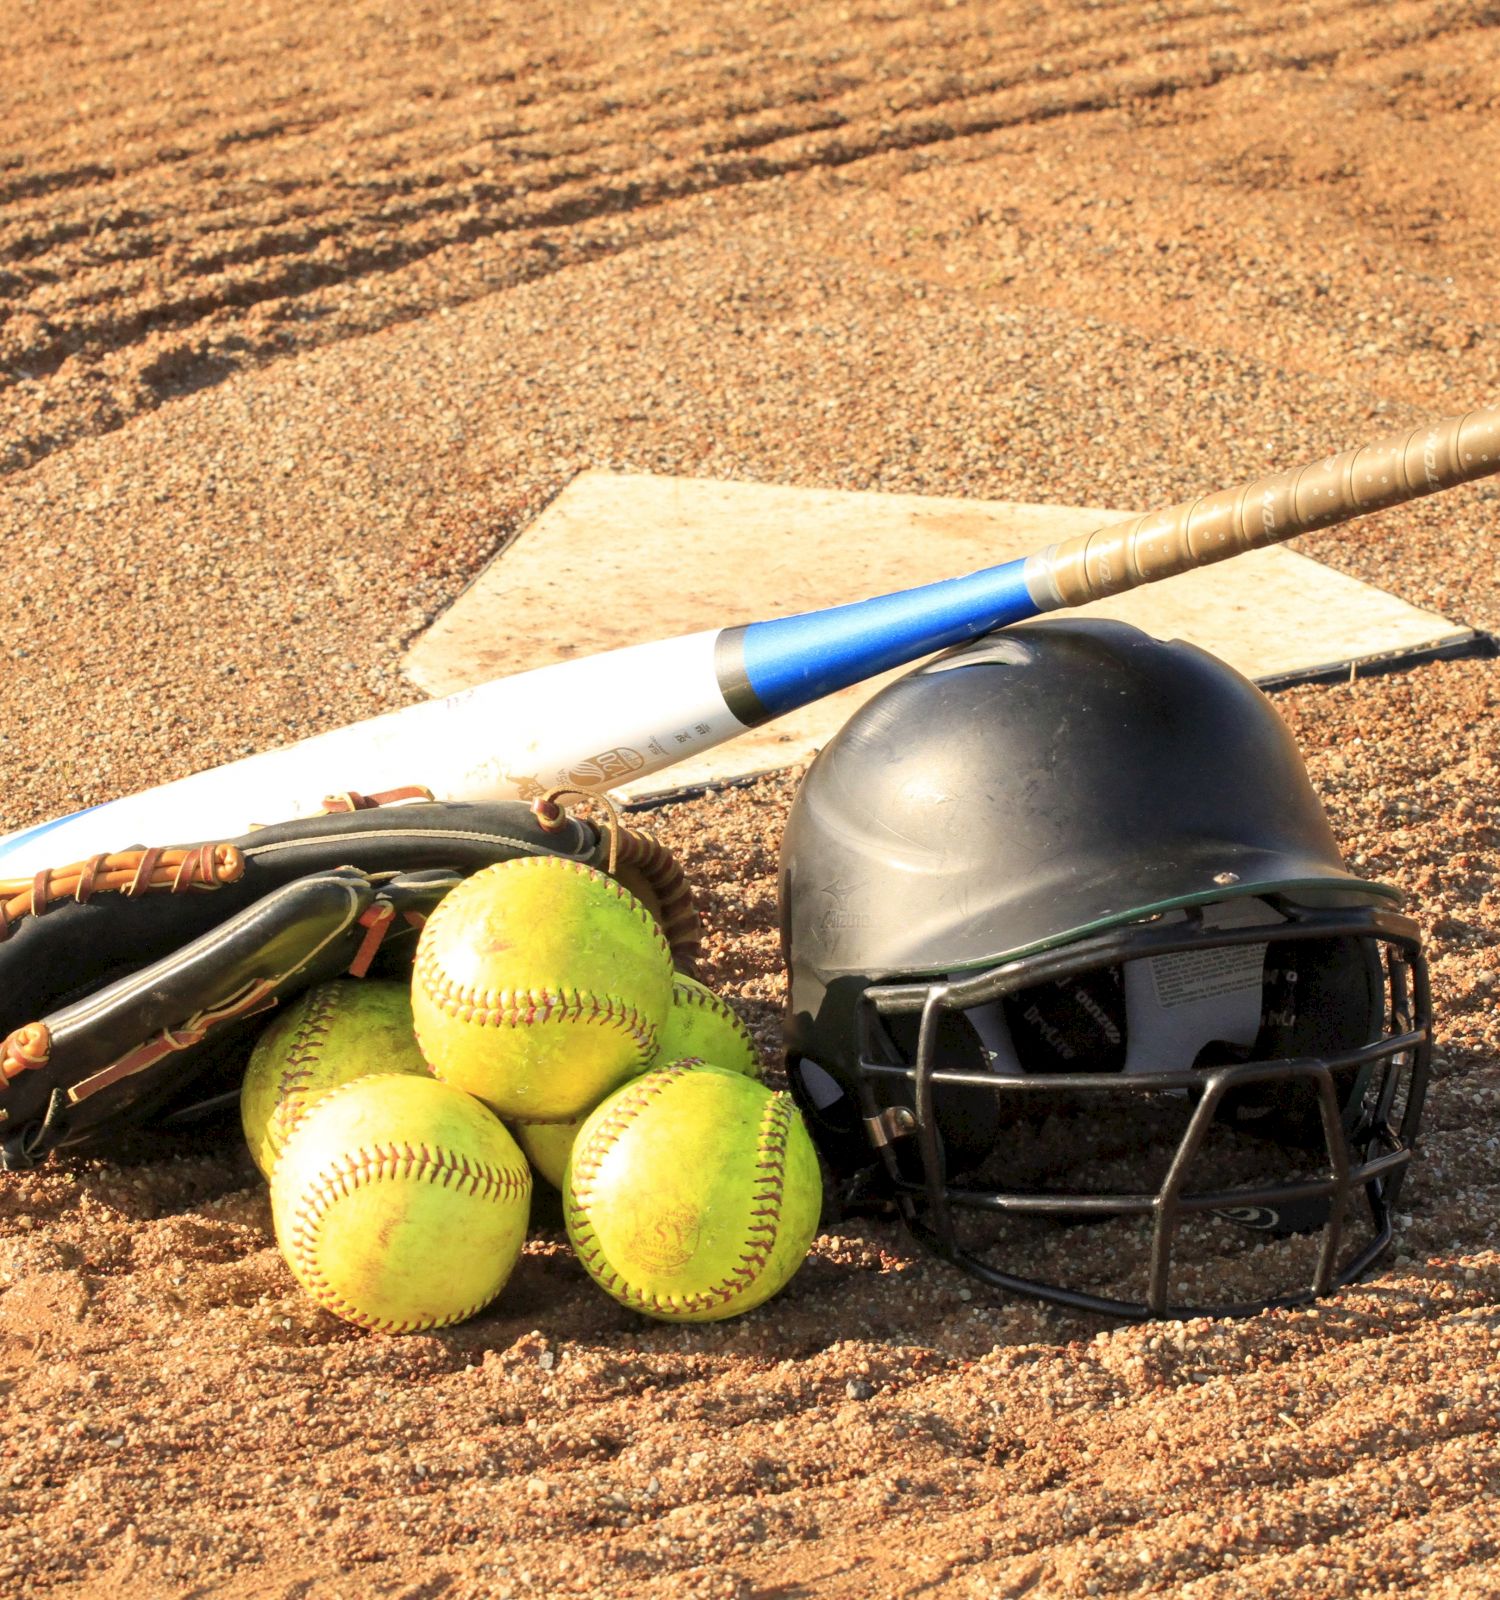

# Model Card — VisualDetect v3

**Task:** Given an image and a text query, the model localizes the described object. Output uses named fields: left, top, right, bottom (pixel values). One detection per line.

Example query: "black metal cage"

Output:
left=852, top=900, right=1432, bottom=1320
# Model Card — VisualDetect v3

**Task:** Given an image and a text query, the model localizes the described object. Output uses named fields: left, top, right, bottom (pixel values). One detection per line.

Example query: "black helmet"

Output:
left=780, top=620, right=1431, bottom=1320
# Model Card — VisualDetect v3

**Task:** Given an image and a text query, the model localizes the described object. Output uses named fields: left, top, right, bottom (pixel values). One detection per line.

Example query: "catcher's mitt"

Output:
left=0, top=790, right=700, bottom=1168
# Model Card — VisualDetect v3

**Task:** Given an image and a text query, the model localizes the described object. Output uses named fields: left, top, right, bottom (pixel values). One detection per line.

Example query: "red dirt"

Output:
left=2, top=4, right=1498, bottom=1596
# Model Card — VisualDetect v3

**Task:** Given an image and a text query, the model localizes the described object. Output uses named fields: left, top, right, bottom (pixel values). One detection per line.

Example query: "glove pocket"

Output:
left=1, top=868, right=384, bottom=1166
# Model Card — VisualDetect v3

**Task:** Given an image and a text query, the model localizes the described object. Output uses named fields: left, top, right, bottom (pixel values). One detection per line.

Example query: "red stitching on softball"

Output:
left=566, top=1063, right=689, bottom=1198
left=285, top=1138, right=531, bottom=1334
left=413, top=857, right=669, bottom=1067
left=413, top=965, right=659, bottom=1063
left=262, top=985, right=343, bottom=1160
left=566, top=1078, right=795, bottom=1315
left=670, top=977, right=757, bottom=1058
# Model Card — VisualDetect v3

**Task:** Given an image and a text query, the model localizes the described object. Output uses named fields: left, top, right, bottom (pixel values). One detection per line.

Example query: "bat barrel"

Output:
left=1028, top=407, right=1500, bottom=610
left=3, top=404, right=1496, bottom=879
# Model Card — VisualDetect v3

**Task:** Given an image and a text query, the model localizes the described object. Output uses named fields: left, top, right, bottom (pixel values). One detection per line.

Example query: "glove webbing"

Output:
left=612, top=826, right=702, bottom=973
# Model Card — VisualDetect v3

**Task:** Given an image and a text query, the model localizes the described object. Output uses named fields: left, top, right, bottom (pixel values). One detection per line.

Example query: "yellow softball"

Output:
left=650, top=973, right=761, bottom=1078
left=271, top=1073, right=531, bottom=1333
left=240, top=979, right=431, bottom=1179
left=564, top=1062, right=823, bottom=1323
left=515, top=971, right=758, bottom=1188
left=411, top=857, right=675, bottom=1121
left=511, top=1116, right=584, bottom=1190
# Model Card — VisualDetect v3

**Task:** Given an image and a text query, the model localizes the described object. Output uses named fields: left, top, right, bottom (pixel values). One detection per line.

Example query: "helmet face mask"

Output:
left=780, top=621, right=1433, bottom=1321
left=832, top=898, right=1429, bottom=1319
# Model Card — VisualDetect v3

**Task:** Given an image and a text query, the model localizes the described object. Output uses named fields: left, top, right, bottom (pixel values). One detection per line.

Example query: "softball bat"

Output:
left=1, top=407, right=1495, bottom=875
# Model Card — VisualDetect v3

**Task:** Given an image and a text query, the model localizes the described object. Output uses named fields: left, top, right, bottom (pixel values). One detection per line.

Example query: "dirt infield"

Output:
left=2, top=3, right=1498, bottom=1596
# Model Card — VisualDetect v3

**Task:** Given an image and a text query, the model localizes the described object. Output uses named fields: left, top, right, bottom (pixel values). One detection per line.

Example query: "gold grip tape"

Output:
left=1042, top=407, right=1500, bottom=608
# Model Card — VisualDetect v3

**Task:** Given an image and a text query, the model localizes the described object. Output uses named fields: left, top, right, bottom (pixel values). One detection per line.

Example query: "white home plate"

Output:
left=404, top=471, right=1475, bottom=799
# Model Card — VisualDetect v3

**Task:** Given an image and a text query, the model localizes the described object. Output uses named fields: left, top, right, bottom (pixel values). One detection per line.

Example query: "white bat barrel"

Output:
left=5, top=406, right=1498, bottom=880
left=0, top=631, right=741, bottom=875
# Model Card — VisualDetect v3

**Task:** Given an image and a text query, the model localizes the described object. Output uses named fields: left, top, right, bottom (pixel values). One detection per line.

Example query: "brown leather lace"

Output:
left=532, top=788, right=702, bottom=974
left=0, top=843, right=246, bottom=944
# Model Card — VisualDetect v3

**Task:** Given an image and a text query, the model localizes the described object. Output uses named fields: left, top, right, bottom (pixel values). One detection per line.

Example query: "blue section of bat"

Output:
left=0, top=804, right=104, bottom=865
left=0, top=555, right=1051, bottom=871
left=733, top=556, right=1042, bottom=721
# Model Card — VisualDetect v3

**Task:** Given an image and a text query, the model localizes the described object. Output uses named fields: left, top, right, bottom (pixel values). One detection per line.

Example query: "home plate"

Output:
left=403, top=471, right=1478, bottom=800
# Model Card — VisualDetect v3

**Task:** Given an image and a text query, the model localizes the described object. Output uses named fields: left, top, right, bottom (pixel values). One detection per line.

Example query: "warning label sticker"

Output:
left=1150, top=945, right=1267, bottom=1010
